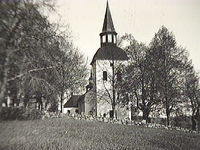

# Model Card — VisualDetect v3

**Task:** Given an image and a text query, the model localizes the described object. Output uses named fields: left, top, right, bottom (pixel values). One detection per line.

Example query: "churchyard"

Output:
left=1, top=1, right=200, bottom=149
left=0, top=115, right=200, bottom=150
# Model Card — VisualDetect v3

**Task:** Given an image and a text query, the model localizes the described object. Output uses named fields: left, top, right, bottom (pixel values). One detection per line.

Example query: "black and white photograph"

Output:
left=0, top=0, right=200, bottom=149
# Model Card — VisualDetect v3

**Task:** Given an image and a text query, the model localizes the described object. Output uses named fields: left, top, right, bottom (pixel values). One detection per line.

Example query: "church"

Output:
left=64, top=2, right=129, bottom=119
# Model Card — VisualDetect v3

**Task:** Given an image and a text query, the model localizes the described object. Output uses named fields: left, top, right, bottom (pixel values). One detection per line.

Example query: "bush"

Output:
left=0, top=107, right=43, bottom=120
left=0, top=107, right=24, bottom=120
left=22, top=108, right=43, bottom=120
left=171, top=115, right=192, bottom=129
left=47, top=101, right=58, bottom=112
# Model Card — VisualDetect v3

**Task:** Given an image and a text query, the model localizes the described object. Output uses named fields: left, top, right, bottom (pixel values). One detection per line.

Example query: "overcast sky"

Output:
left=51, top=0, right=200, bottom=72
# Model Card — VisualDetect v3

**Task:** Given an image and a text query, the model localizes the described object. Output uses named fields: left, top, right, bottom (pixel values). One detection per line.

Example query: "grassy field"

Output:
left=0, top=117, right=200, bottom=150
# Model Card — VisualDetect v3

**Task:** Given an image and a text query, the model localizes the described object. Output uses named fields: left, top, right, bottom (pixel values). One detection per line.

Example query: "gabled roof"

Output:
left=91, top=43, right=129, bottom=64
left=102, top=1, right=116, bottom=33
left=63, top=95, right=85, bottom=108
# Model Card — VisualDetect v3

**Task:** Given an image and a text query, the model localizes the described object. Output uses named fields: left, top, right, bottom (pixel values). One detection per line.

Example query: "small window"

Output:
left=67, top=110, right=70, bottom=114
left=75, top=109, right=79, bottom=114
left=103, top=71, right=107, bottom=81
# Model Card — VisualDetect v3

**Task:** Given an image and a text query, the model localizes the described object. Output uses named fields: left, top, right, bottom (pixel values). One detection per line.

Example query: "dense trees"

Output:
left=56, top=42, right=87, bottom=112
left=149, top=26, right=188, bottom=125
left=118, top=27, right=200, bottom=128
left=184, top=63, right=200, bottom=130
left=117, top=34, right=160, bottom=123
left=0, top=0, right=87, bottom=111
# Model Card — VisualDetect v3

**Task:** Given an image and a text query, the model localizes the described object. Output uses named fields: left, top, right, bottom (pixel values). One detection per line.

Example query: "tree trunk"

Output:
left=142, top=109, right=150, bottom=123
left=60, top=65, right=66, bottom=113
left=23, top=94, right=29, bottom=108
left=166, top=109, right=170, bottom=126
left=191, top=110, right=196, bottom=130
left=0, top=56, right=10, bottom=108
left=0, top=16, right=22, bottom=107
left=0, top=83, right=6, bottom=107
left=164, top=95, right=170, bottom=126
left=60, top=92, right=64, bottom=113
left=194, top=108, right=200, bottom=133
left=191, top=116, right=196, bottom=130
left=112, top=105, right=115, bottom=119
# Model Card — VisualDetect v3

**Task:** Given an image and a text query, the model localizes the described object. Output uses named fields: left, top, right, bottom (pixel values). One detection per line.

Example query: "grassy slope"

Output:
left=0, top=117, right=200, bottom=150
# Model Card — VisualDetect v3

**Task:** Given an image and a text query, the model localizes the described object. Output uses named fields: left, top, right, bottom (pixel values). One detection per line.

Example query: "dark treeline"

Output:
left=117, top=26, right=200, bottom=129
left=0, top=0, right=87, bottom=112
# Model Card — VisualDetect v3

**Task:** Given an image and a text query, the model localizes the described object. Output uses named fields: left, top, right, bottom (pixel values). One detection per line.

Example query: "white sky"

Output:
left=50, top=0, right=200, bottom=72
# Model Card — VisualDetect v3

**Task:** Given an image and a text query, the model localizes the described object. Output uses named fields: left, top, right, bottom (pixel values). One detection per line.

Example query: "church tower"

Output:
left=91, top=1, right=128, bottom=117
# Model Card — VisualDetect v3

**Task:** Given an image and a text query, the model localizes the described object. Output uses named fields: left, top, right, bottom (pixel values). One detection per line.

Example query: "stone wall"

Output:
left=84, top=90, right=97, bottom=116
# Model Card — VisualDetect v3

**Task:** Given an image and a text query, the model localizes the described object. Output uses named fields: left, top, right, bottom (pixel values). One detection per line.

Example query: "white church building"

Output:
left=64, top=2, right=130, bottom=119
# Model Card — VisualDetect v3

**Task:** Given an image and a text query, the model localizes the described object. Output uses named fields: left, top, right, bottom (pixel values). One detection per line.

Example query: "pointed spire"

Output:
left=102, top=1, right=116, bottom=33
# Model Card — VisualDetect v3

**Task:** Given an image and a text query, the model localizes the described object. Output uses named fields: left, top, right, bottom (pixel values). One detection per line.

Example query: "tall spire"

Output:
left=102, top=1, right=116, bottom=33
left=91, top=1, right=128, bottom=65
left=99, top=1, right=117, bottom=46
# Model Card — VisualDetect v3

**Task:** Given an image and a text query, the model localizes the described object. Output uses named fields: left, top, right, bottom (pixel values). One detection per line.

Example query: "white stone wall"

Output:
left=84, top=90, right=97, bottom=115
left=92, top=59, right=130, bottom=118
left=94, top=60, right=113, bottom=116
left=63, top=107, right=78, bottom=114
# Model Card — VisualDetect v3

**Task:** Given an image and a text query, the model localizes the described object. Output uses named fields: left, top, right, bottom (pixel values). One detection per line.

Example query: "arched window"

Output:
left=103, top=71, right=107, bottom=81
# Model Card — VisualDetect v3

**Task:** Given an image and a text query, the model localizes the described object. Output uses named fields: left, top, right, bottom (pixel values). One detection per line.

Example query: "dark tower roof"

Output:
left=102, top=1, right=116, bottom=33
left=91, top=44, right=128, bottom=64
